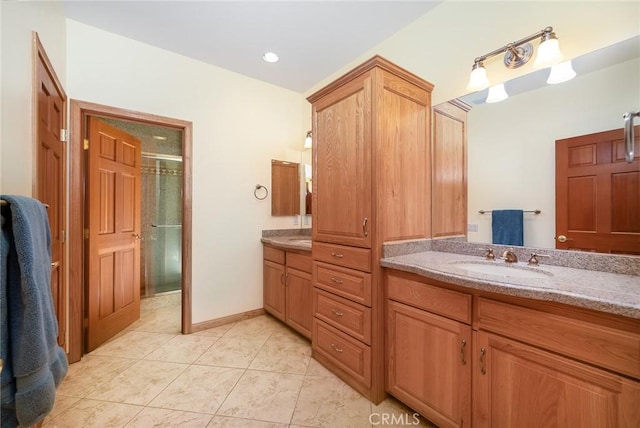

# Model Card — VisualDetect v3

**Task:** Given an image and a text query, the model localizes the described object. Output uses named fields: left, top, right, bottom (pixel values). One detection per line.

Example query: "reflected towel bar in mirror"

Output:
left=1, top=199, right=49, bottom=209
left=479, top=209, right=541, bottom=214
left=151, top=224, right=182, bottom=228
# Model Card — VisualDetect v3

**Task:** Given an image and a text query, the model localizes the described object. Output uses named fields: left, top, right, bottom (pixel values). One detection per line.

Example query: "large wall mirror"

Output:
left=458, top=36, right=639, bottom=251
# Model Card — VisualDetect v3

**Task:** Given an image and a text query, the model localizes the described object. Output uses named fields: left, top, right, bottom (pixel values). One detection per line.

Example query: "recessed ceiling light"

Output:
left=262, top=52, right=279, bottom=63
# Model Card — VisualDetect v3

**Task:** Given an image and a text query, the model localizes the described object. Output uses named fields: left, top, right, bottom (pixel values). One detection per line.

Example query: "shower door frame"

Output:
left=68, top=100, right=193, bottom=363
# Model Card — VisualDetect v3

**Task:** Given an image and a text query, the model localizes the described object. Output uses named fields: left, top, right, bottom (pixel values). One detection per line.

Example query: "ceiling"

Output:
left=61, top=1, right=441, bottom=93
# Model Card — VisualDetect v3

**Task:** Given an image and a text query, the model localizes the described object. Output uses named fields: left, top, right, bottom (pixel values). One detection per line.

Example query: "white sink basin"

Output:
left=450, top=261, right=552, bottom=279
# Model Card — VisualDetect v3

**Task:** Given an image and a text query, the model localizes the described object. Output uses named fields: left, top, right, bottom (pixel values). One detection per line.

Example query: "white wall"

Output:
left=66, top=20, right=307, bottom=323
left=306, top=1, right=640, bottom=105
left=0, top=1, right=67, bottom=194
left=466, top=58, right=640, bottom=248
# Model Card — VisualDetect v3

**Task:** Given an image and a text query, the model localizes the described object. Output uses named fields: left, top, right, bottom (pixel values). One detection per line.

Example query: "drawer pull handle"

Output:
left=330, top=252, right=344, bottom=258
left=280, top=273, right=285, bottom=285
left=330, top=277, right=343, bottom=284
left=362, top=217, right=368, bottom=237
left=330, top=343, right=344, bottom=353
left=480, top=347, right=486, bottom=375
left=460, top=339, right=467, bottom=365
left=330, top=309, right=344, bottom=317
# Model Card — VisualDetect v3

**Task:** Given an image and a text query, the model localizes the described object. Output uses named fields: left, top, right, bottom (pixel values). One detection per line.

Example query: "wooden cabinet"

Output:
left=385, top=268, right=640, bottom=428
left=263, top=245, right=312, bottom=338
left=474, top=331, right=640, bottom=428
left=308, top=56, right=433, bottom=403
left=387, top=273, right=472, bottom=428
left=432, top=100, right=470, bottom=238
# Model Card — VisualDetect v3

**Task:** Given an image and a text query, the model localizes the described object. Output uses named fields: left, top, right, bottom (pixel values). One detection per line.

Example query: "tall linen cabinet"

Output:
left=308, top=56, right=433, bottom=403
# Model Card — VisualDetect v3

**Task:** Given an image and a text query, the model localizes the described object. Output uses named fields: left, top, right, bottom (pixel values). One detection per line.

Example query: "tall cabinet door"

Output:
left=312, top=72, right=372, bottom=248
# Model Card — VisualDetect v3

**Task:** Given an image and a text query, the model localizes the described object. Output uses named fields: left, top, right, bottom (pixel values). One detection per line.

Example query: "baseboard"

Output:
left=190, top=308, right=266, bottom=333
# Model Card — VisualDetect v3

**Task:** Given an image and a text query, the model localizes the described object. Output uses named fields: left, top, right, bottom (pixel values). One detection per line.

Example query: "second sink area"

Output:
left=449, top=260, right=553, bottom=279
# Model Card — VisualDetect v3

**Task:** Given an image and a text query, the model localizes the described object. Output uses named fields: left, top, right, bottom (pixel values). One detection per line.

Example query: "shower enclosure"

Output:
left=141, top=152, right=182, bottom=296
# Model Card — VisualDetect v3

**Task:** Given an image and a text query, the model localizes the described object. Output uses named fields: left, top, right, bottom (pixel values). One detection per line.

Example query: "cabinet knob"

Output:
left=330, top=343, right=344, bottom=353
left=460, top=339, right=467, bottom=365
left=480, top=347, right=487, bottom=375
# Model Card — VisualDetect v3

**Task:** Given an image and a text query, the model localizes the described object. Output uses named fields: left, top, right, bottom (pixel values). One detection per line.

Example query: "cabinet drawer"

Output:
left=313, top=319, right=371, bottom=388
left=263, top=245, right=285, bottom=264
left=387, top=272, right=471, bottom=324
left=287, top=251, right=312, bottom=273
left=478, top=298, right=640, bottom=379
left=314, top=288, right=371, bottom=344
left=313, top=241, right=371, bottom=272
left=314, top=261, right=372, bottom=306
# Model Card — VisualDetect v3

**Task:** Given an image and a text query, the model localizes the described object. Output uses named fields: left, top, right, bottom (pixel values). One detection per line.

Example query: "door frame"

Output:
left=68, top=100, right=193, bottom=362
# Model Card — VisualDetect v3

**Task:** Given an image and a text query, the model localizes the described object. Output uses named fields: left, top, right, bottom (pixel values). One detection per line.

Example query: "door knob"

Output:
left=556, top=235, right=567, bottom=243
left=132, top=233, right=143, bottom=241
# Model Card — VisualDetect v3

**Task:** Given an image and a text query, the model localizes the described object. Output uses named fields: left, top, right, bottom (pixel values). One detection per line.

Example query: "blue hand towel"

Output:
left=492, top=209, right=524, bottom=246
left=1, top=195, right=68, bottom=428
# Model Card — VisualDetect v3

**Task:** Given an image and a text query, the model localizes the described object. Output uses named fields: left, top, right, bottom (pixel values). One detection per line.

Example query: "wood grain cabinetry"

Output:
left=387, top=272, right=472, bottom=428
left=308, top=56, right=433, bottom=403
left=432, top=100, right=470, bottom=238
left=263, top=245, right=312, bottom=338
left=385, top=269, right=640, bottom=428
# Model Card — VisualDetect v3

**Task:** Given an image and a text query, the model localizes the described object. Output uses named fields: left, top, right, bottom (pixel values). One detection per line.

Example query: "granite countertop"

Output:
left=381, top=251, right=640, bottom=320
left=261, top=235, right=312, bottom=252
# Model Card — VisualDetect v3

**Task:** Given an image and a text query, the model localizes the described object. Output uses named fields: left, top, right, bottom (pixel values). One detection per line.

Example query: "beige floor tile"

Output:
left=149, top=365, right=244, bottom=414
left=89, top=330, right=176, bottom=359
left=43, top=398, right=142, bottom=428
left=46, top=395, right=81, bottom=420
left=207, top=415, right=288, bottom=427
left=249, top=339, right=311, bottom=374
left=87, top=360, right=187, bottom=405
left=291, top=375, right=373, bottom=428
left=266, top=324, right=310, bottom=344
left=144, top=334, right=218, bottom=364
left=217, top=370, right=304, bottom=424
left=56, top=355, right=136, bottom=398
left=194, top=322, right=237, bottom=337
left=222, top=315, right=283, bottom=340
left=125, top=407, right=213, bottom=427
left=305, top=357, right=336, bottom=377
left=371, top=397, right=436, bottom=427
left=130, top=306, right=182, bottom=334
left=194, top=337, right=266, bottom=368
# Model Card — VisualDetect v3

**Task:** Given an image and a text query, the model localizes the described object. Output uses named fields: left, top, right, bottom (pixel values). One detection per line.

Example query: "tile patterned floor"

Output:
left=44, top=305, right=436, bottom=427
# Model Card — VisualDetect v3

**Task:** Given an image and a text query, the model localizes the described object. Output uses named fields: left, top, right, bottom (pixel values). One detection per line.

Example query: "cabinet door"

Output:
left=312, top=72, right=372, bottom=248
left=263, top=260, right=285, bottom=321
left=387, top=300, right=471, bottom=428
left=285, top=267, right=312, bottom=338
left=474, top=331, right=640, bottom=428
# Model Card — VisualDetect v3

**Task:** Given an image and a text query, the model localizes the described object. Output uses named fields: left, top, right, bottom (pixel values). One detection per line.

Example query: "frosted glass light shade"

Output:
left=467, top=65, right=489, bottom=91
left=533, top=38, right=563, bottom=68
left=547, top=61, right=576, bottom=84
left=304, top=135, right=312, bottom=149
left=486, top=83, right=508, bottom=103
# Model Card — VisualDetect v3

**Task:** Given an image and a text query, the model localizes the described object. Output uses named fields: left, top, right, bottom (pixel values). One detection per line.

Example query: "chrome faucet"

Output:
left=502, top=248, right=518, bottom=263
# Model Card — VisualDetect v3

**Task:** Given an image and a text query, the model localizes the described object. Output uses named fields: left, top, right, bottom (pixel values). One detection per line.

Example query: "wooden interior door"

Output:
left=556, top=126, right=640, bottom=254
left=86, top=117, right=142, bottom=351
left=35, top=34, right=67, bottom=347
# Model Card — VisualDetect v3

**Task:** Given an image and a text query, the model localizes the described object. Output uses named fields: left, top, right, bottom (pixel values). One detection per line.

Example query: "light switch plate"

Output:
left=468, top=223, right=478, bottom=232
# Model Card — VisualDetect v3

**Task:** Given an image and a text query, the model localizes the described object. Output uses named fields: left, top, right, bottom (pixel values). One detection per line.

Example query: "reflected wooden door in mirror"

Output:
left=271, top=159, right=301, bottom=216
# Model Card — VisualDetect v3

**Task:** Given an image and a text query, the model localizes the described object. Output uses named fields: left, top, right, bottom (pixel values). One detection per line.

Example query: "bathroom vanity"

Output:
left=382, top=249, right=640, bottom=428
left=261, top=235, right=312, bottom=339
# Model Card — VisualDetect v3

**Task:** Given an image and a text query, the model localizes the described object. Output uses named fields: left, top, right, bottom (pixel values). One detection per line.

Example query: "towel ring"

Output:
left=254, top=184, right=268, bottom=200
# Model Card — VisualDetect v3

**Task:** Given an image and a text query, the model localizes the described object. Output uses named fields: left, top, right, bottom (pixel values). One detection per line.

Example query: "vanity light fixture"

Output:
left=546, top=60, right=576, bottom=84
left=486, top=83, right=509, bottom=103
left=304, top=131, right=312, bottom=149
left=262, top=52, right=279, bottom=63
left=467, top=26, right=566, bottom=93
